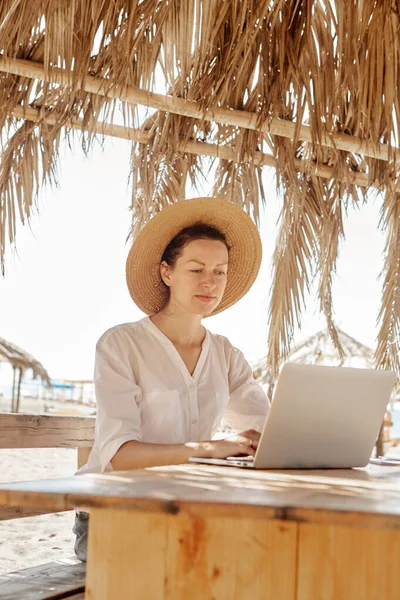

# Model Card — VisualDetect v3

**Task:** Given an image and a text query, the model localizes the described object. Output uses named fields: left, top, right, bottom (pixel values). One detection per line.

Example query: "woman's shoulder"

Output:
left=96, top=318, right=149, bottom=348
left=208, top=330, right=246, bottom=363
left=208, top=330, right=238, bottom=353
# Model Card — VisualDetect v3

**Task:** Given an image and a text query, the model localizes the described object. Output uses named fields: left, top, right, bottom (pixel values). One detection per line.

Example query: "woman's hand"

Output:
left=111, top=431, right=261, bottom=470
left=189, top=429, right=261, bottom=459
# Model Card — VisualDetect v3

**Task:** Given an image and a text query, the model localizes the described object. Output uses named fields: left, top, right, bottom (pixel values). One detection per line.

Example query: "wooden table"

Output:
left=1, top=464, right=400, bottom=599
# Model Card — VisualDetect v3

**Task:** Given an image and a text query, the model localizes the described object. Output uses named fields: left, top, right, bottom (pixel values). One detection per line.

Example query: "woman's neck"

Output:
left=150, top=309, right=205, bottom=347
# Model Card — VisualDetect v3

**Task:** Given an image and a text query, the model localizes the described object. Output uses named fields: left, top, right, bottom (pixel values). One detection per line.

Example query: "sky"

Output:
left=0, top=135, right=387, bottom=383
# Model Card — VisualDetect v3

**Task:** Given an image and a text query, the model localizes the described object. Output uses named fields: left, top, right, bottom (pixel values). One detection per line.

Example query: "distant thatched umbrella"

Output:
left=0, top=337, right=51, bottom=412
left=0, top=2, right=400, bottom=377
left=253, top=327, right=376, bottom=395
left=287, top=328, right=374, bottom=368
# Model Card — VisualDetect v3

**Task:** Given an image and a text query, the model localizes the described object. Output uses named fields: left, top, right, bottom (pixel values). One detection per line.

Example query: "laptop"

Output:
left=189, top=363, right=397, bottom=469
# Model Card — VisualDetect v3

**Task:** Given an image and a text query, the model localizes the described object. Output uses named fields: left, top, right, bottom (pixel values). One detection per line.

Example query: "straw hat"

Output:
left=126, top=197, right=262, bottom=316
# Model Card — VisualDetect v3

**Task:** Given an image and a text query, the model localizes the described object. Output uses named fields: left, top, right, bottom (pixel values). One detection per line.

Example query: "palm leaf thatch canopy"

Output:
left=0, top=336, right=51, bottom=383
left=1, top=1, right=400, bottom=377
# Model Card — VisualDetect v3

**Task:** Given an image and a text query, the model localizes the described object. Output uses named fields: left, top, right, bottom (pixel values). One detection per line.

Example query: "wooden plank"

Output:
left=86, top=507, right=168, bottom=600
left=1, top=465, right=400, bottom=528
left=77, top=448, right=91, bottom=470
left=164, top=512, right=297, bottom=600
left=0, top=413, right=95, bottom=448
left=85, top=507, right=297, bottom=600
left=297, top=523, right=400, bottom=600
left=0, top=560, right=86, bottom=600
left=0, top=505, right=70, bottom=520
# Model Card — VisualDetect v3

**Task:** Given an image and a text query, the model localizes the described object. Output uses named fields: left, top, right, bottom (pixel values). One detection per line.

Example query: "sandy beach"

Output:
left=0, top=396, right=94, bottom=576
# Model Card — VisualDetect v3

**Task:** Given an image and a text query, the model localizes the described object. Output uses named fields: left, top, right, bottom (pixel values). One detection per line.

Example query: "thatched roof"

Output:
left=287, top=328, right=374, bottom=368
left=252, top=327, right=375, bottom=387
left=1, top=1, right=400, bottom=376
left=0, top=336, right=51, bottom=384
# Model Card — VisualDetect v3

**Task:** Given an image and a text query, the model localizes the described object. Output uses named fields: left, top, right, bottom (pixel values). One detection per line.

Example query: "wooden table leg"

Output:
left=85, top=508, right=298, bottom=600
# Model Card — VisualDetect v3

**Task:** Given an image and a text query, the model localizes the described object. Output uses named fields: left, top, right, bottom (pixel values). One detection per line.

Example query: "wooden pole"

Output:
left=10, top=104, right=383, bottom=191
left=11, top=367, right=17, bottom=412
left=11, top=105, right=150, bottom=143
left=1, top=56, right=399, bottom=164
left=376, top=422, right=385, bottom=458
left=15, top=368, right=22, bottom=414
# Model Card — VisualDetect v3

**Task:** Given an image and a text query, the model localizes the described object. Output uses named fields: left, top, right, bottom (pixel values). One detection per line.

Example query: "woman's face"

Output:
left=160, top=238, right=229, bottom=316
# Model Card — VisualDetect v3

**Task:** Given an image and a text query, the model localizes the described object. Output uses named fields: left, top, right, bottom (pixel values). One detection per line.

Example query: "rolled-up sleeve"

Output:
left=223, top=346, right=270, bottom=433
left=94, top=336, right=142, bottom=472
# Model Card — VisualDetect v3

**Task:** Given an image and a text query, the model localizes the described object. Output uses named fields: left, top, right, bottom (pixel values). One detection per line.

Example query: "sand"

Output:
left=0, top=448, right=79, bottom=576
left=0, top=395, right=93, bottom=576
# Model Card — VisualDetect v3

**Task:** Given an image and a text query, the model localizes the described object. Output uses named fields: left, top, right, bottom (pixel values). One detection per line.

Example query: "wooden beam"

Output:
left=11, top=104, right=379, bottom=190
left=0, top=505, right=67, bottom=520
left=1, top=56, right=398, bottom=164
left=11, top=104, right=150, bottom=143
left=0, top=413, right=95, bottom=448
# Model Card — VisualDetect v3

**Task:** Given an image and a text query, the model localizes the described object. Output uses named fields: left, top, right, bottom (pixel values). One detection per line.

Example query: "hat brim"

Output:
left=126, top=197, right=262, bottom=317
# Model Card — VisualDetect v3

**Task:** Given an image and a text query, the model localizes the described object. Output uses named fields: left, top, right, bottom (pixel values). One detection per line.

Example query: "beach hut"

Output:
left=0, top=336, right=51, bottom=412
left=0, top=2, right=399, bottom=377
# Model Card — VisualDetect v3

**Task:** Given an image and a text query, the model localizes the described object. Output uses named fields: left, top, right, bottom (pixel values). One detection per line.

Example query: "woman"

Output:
left=74, top=197, right=270, bottom=560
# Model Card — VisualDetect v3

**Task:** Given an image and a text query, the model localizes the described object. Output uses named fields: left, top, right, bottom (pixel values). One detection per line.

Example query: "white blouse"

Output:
left=81, top=317, right=270, bottom=473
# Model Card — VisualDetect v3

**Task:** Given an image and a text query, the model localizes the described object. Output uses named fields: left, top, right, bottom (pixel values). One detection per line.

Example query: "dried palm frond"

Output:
left=312, top=176, right=346, bottom=363
left=375, top=189, right=400, bottom=375
left=0, top=119, right=60, bottom=274
left=211, top=128, right=266, bottom=226
left=267, top=139, right=322, bottom=378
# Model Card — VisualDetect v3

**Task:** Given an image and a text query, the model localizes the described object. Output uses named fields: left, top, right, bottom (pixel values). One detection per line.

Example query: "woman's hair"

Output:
left=161, top=223, right=230, bottom=267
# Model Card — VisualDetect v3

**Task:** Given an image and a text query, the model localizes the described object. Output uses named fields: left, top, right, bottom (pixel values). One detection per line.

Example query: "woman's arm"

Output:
left=223, top=344, right=270, bottom=432
left=93, top=333, right=144, bottom=472
left=111, top=430, right=260, bottom=471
